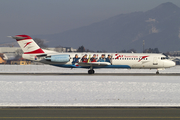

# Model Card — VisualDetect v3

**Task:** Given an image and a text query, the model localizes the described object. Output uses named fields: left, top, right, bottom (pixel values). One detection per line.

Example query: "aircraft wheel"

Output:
left=88, top=70, right=91, bottom=74
left=88, top=70, right=95, bottom=74
left=92, top=70, right=95, bottom=74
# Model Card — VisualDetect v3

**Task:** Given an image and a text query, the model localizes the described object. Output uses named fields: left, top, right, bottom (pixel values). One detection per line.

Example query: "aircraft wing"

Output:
left=78, top=62, right=111, bottom=67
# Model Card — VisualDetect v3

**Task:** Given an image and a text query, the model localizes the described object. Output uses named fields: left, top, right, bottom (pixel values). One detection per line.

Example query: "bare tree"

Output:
left=15, top=49, right=23, bottom=56
left=144, top=48, right=160, bottom=53
left=34, top=38, right=48, bottom=49
left=120, top=49, right=136, bottom=53
left=54, top=45, right=64, bottom=52
left=77, top=46, right=86, bottom=52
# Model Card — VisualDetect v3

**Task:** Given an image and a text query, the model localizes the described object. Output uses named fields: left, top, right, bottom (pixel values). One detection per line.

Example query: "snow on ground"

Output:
left=1, top=76, right=180, bottom=107
left=0, top=65, right=180, bottom=107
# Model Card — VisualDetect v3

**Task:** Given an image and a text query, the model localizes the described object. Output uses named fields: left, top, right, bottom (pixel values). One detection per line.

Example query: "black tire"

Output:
left=88, top=70, right=95, bottom=74
left=88, top=70, right=92, bottom=74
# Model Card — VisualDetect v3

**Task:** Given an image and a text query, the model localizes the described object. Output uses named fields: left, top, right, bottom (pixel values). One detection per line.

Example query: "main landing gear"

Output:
left=88, top=69, right=95, bottom=74
left=88, top=66, right=95, bottom=74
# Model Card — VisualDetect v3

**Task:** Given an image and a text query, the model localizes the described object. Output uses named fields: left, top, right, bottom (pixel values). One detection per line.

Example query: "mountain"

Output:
left=33, top=2, right=180, bottom=52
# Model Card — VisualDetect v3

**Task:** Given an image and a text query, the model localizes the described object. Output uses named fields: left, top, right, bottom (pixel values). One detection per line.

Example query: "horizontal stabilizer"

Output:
left=36, top=54, right=47, bottom=57
left=7, top=36, right=27, bottom=40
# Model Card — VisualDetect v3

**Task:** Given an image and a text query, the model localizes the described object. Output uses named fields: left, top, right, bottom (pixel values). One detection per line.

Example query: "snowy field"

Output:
left=0, top=65, right=180, bottom=107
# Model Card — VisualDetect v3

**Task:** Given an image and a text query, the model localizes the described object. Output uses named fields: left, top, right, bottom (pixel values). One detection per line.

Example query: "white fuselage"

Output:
left=22, top=52, right=175, bottom=69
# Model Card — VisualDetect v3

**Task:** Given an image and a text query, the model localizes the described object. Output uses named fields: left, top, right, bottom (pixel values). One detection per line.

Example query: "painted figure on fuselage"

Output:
left=81, top=54, right=88, bottom=63
left=90, top=54, right=97, bottom=62
left=72, top=54, right=80, bottom=65
left=97, top=54, right=106, bottom=62
left=106, top=54, right=112, bottom=63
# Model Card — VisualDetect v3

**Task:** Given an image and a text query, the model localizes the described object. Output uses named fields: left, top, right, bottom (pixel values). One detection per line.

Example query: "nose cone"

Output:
left=172, top=61, right=176, bottom=66
left=164, top=60, right=176, bottom=68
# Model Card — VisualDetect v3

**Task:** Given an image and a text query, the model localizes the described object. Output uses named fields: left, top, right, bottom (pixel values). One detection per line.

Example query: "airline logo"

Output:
left=24, top=41, right=32, bottom=48
left=138, top=56, right=149, bottom=62
left=115, top=54, right=139, bottom=59
left=115, top=54, right=123, bottom=59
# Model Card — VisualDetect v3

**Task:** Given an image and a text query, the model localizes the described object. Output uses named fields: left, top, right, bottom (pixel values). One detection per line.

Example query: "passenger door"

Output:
left=153, top=57, right=158, bottom=65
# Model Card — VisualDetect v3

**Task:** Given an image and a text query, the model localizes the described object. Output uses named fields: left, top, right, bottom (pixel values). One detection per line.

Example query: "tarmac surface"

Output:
left=0, top=73, right=180, bottom=76
left=0, top=107, right=180, bottom=120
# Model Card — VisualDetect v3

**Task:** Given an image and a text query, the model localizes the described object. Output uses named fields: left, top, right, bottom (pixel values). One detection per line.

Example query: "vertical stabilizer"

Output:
left=11, top=35, right=44, bottom=54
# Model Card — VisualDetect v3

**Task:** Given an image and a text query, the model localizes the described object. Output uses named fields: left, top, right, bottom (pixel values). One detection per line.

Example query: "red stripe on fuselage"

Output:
left=138, top=56, right=149, bottom=62
left=24, top=48, right=44, bottom=54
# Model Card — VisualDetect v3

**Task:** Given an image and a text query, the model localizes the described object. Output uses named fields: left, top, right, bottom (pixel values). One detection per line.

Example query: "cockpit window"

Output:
left=161, top=57, right=168, bottom=60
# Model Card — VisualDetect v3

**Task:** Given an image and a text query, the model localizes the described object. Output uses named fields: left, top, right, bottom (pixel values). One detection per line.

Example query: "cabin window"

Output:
left=122, top=58, right=124, bottom=60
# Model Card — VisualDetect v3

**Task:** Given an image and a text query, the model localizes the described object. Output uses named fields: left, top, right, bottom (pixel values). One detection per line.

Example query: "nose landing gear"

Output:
left=156, top=69, right=159, bottom=74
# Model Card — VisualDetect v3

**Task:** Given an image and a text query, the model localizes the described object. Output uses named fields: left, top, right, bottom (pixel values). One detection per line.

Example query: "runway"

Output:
left=0, top=72, right=180, bottom=76
left=1, top=108, right=180, bottom=120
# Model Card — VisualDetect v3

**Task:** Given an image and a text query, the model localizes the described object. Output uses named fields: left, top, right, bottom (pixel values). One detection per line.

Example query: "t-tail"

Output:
left=8, top=35, right=55, bottom=61
left=9, top=35, right=45, bottom=54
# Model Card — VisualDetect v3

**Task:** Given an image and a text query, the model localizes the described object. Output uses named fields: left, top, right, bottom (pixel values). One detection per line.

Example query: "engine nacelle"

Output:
left=45, top=54, right=70, bottom=62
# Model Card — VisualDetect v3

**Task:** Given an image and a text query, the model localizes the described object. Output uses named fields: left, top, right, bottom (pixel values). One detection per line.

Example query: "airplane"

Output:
left=9, top=35, right=175, bottom=74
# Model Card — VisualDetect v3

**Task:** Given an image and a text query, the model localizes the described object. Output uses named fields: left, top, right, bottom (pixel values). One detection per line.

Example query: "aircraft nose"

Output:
left=171, top=61, right=176, bottom=67
left=164, top=60, right=176, bottom=68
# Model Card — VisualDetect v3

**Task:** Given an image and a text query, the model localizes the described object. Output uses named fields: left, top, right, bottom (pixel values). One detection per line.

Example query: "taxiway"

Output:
left=0, top=73, right=180, bottom=76
left=0, top=107, right=180, bottom=120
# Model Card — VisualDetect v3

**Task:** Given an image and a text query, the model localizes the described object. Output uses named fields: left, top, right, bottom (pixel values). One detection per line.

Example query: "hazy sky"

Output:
left=1, top=0, right=180, bottom=44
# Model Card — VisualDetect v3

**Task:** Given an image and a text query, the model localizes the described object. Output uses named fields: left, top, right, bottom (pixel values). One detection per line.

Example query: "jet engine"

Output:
left=45, top=54, right=70, bottom=62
